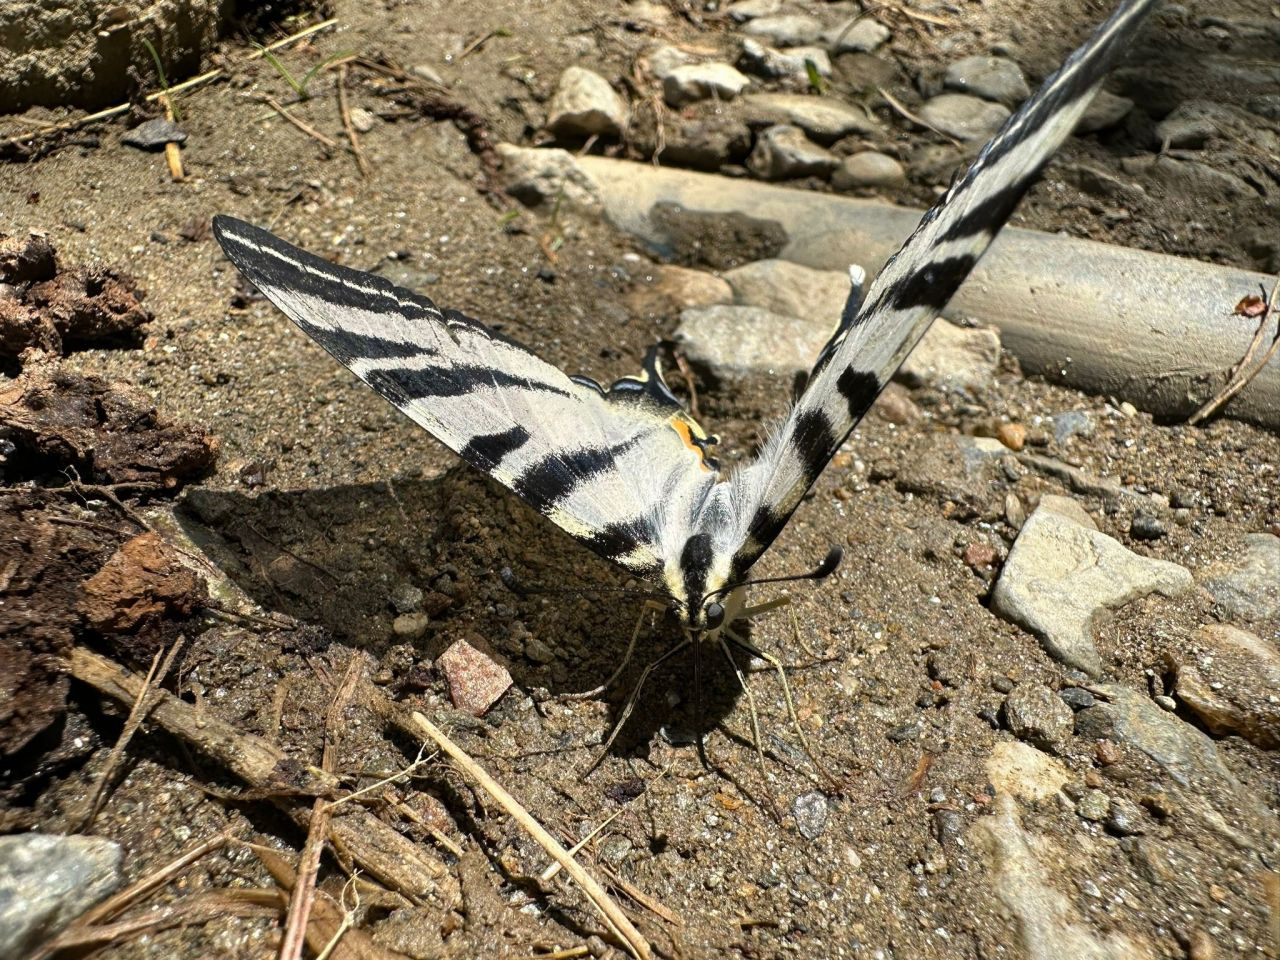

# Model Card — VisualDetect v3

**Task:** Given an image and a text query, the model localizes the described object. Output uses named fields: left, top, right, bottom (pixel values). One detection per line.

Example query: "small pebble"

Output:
left=1095, top=739, right=1122, bottom=765
left=390, top=583, right=425, bottom=614
left=962, top=541, right=998, bottom=571
left=392, top=612, right=431, bottom=639
left=996, top=422, right=1026, bottom=451
left=1105, top=796, right=1146, bottom=835
left=887, top=721, right=921, bottom=742
left=438, top=638, right=512, bottom=716
left=1130, top=513, right=1167, bottom=540
left=1153, top=694, right=1177, bottom=712
left=121, top=117, right=187, bottom=150
left=348, top=107, right=376, bottom=133
left=792, top=791, right=829, bottom=839
left=1076, top=789, right=1111, bottom=821
left=1058, top=687, right=1095, bottom=711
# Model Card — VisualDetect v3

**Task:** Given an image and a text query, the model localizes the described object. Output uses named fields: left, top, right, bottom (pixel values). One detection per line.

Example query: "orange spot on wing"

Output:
left=670, top=417, right=712, bottom=471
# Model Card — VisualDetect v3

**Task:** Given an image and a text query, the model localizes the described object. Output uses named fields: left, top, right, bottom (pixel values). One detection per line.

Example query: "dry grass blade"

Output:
left=279, top=655, right=366, bottom=960
left=407, top=711, right=652, bottom=960
left=79, top=636, right=185, bottom=830
left=263, top=96, right=339, bottom=148
left=1188, top=278, right=1280, bottom=425
left=337, top=64, right=371, bottom=178
left=876, top=85, right=963, bottom=148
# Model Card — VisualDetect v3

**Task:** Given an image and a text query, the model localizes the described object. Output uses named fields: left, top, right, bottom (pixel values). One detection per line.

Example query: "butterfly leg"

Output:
left=713, top=633, right=783, bottom=821
left=723, top=627, right=846, bottom=794
left=583, top=634, right=692, bottom=779
left=563, top=599, right=666, bottom=700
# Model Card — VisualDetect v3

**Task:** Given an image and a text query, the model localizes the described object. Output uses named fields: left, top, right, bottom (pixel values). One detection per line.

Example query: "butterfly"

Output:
left=213, top=0, right=1154, bottom=643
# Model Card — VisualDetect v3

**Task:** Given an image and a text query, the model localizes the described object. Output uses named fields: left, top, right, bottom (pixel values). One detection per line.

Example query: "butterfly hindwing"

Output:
left=213, top=216, right=719, bottom=578
left=711, top=0, right=1157, bottom=578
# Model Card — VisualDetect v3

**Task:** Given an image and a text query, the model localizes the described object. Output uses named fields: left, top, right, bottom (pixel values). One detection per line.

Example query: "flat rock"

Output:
left=645, top=44, right=691, bottom=80
left=1154, top=100, right=1222, bottom=149
left=1167, top=624, right=1280, bottom=748
left=893, top=434, right=1008, bottom=519
left=722, top=258, right=851, bottom=320
left=546, top=66, right=628, bottom=138
left=748, top=124, right=838, bottom=180
left=944, top=55, right=1030, bottom=106
left=675, top=304, right=825, bottom=379
left=624, top=264, right=733, bottom=318
left=1076, top=88, right=1134, bottom=133
left=971, top=796, right=1154, bottom=960
left=0, top=834, right=123, bottom=957
left=1200, top=533, right=1280, bottom=622
left=663, top=62, right=752, bottom=107
left=438, top=638, right=512, bottom=716
left=897, top=318, right=1000, bottom=392
left=741, top=13, right=823, bottom=47
left=920, top=93, right=1011, bottom=141
left=120, top=117, right=187, bottom=150
left=831, top=151, right=905, bottom=189
left=986, top=741, right=1070, bottom=803
left=742, top=92, right=879, bottom=142
left=1003, top=682, right=1074, bottom=753
left=496, top=144, right=601, bottom=212
left=990, top=500, right=1194, bottom=675
left=821, top=18, right=891, bottom=54
left=739, top=38, right=831, bottom=80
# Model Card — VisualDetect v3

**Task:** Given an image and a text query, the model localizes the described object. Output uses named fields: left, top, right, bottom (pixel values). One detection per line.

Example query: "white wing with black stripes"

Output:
left=698, top=0, right=1157, bottom=584
left=213, top=216, right=720, bottom=580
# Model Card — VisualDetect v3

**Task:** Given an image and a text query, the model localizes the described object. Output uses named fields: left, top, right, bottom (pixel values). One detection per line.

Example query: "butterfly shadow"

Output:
left=174, top=468, right=757, bottom=771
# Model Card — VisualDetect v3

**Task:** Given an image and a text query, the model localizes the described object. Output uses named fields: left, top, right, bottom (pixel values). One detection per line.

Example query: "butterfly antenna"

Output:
left=716, top=545, right=843, bottom=597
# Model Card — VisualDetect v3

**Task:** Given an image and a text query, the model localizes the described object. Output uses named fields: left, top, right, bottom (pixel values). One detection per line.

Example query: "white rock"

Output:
left=897, top=318, right=1000, bottom=391
left=991, top=501, right=1194, bottom=675
left=741, top=13, right=824, bottom=47
left=663, top=62, right=752, bottom=107
left=675, top=304, right=827, bottom=379
left=742, top=92, right=879, bottom=142
left=747, top=124, right=838, bottom=180
left=723, top=258, right=852, bottom=320
left=822, top=18, right=891, bottom=53
left=739, top=38, right=832, bottom=80
left=944, top=55, right=1031, bottom=106
left=646, top=43, right=691, bottom=80
left=496, top=143, right=602, bottom=212
left=986, top=741, right=1070, bottom=803
left=831, top=150, right=905, bottom=189
left=726, top=0, right=780, bottom=21
left=547, top=66, right=628, bottom=138
left=348, top=107, right=376, bottom=133
left=411, top=63, right=444, bottom=85
left=920, top=93, right=1011, bottom=141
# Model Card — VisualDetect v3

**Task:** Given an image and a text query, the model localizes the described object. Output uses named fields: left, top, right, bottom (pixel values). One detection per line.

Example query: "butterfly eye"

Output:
left=704, top=601, right=725, bottom=631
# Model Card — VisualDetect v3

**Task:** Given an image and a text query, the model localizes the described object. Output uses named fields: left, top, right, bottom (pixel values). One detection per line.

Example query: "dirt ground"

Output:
left=2, top=1, right=1279, bottom=958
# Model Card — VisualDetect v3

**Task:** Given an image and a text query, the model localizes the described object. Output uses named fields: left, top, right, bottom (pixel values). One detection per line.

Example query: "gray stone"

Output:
left=723, top=258, right=851, bottom=320
left=663, top=62, right=752, bottom=107
left=1076, top=88, right=1134, bottom=133
left=1129, top=513, right=1167, bottom=541
left=496, top=144, right=602, bottom=212
left=390, top=582, right=424, bottom=614
left=0, top=834, right=123, bottom=957
left=741, top=14, right=824, bottom=47
left=1075, top=789, right=1111, bottom=822
left=121, top=117, right=187, bottom=150
left=1052, top=410, right=1096, bottom=444
left=944, top=56, right=1031, bottom=107
left=631, top=101, right=752, bottom=170
left=646, top=44, right=690, bottom=81
left=547, top=66, right=628, bottom=138
left=742, top=92, right=879, bottom=142
left=1154, top=100, right=1222, bottom=149
left=1004, top=682, right=1074, bottom=752
left=792, top=790, right=829, bottom=839
left=821, top=18, right=891, bottom=54
left=739, top=38, right=832, bottom=81
left=1201, top=533, right=1280, bottom=622
left=674, top=304, right=826, bottom=379
left=831, top=151, right=905, bottom=190
left=726, top=0, right=781, bottom=22
left=971, top=796, right=1154, bottom=960
left=991, top=500, right=1194, bottom=675
left=748, top=124, right=838, bottom=180
left=896, top=318, right=1000, bottom=392
left=986, top=741, right=1070, bottom=803
left=1167, top=623, right=1280, bottom=748
left=920, top=93, right=1011, bottom=141
left=1105, top=797, right=1146, bottom=835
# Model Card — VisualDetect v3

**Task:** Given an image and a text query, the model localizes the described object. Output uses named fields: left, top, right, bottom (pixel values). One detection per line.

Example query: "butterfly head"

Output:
left=666, top=533, right=740, bottom=634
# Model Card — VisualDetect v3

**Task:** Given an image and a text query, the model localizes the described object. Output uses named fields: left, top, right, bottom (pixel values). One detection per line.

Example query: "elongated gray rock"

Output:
left=990, top=497, right=1193, bottom=675
left=0, top=834, right=123, bottom=956
left=1201, top=533, right=1280, bottom=623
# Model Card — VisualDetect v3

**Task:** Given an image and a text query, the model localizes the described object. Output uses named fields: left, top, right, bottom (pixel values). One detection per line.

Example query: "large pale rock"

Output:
left=748, top=124, right=838, bottom=180
left=0, top=834, right=123, bottom=957
left=674, top=304, right=825, bottom=379
left=1201, top=533, right=1280, bottom=622
left=546, top=66, right=628, bottom=138
left=1167, top=624, right=1280, bottom=748
left=821, top=18, right=891, bottom=54
left=741, top=13, right=823, bottom=47
left=897, top=318, right=1000, bottom=392
left=986, top=741, right=1070, bottom=803
left=742, top=92, right=879, bottom=142
left=496, top=144, right=601, bottom=211
left=723, top=258, right=851, bottom=320
left=739, top=38, right=831, bottom=80
left=944, top=55, right=1031, bottom=107
left=663, top=62, right=752, bottom=107
left=991, top=500, right=1194, bottom=675
left=920, top=93, right=1011, bottom=141
left=971, top=796, right=1154, bottom=960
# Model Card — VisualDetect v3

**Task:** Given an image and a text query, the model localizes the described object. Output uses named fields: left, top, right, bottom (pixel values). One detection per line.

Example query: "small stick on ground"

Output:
left=875, top=85, right=963, bottom=148
left=337, top=64, right=371, bottom=178
left=406, top=711, right=652, bottom=960
left=279, top=654, right=365, bottom=960
left=1188, top=278, right=1280, bottom=425
left=263, top=96, right=339, bottom=149
left=78, top=636, right=185, bottom=830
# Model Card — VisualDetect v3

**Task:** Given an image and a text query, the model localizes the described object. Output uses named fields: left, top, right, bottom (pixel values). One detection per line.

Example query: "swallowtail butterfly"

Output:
left=214, top=0, right=1155, bottom=641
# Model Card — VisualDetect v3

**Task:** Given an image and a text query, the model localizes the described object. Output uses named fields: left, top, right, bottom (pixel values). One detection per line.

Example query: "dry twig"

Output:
left=262, top=96, right=339, bottom=149
left=1188, top=278, right=1280, bottom=425
left=337, top=64, right=371, bottom=178
left=875, top=85, right=963, bottom=148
